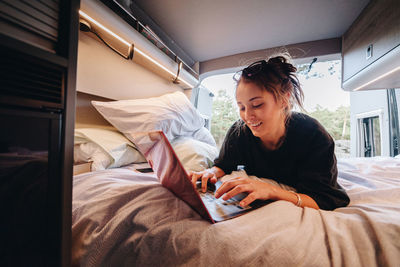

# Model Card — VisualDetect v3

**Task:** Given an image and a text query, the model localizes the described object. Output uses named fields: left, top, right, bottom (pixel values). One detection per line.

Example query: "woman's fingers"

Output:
left=189, top=169, right=216, bottom=190
left=239, top=193, right=257, bottom=207
left=215, top=178, right=274, bottom=206
left=215, top=178, right=247, bottom=198
left=190, top=171, right=202, bottom=187
left=221, top=184, right=250, bottom=200
left=201, top=174, right=209, bottom=192
left=209, top=176, right=218, bottom=184
left=201, top=172, right=216, bottom=192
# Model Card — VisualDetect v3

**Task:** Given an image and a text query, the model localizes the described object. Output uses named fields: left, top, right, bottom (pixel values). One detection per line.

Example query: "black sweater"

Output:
left=214, top=112, right=350, bottom=210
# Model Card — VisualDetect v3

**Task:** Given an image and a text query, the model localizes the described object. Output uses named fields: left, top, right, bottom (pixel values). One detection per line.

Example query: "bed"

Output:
left=71, top=153, right=400, bottom=266
left=71, top=92, right=400, bottom=267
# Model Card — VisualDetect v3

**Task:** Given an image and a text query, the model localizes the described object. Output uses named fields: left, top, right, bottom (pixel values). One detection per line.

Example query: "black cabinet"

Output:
left=0, top=108, right=62, bottom=266
left=0, top=0, right=80, bottom=266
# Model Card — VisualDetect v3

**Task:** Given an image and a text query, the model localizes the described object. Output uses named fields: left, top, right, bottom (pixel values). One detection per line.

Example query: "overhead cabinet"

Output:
left=342, top=0, right=400, bottom=91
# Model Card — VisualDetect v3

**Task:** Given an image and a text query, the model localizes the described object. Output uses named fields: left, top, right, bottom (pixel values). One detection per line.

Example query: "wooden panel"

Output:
left=0, top=0, right=59, bottom=52
left=75, top=91, right=115, bottom=129
left=73, top=162, right=92, bottom=175
left=3, top=0, right=59, bottom=38
left=24, top=0, right=58, bottom=20
left=38, top=0, right=60, bottom=12
left=200, top=38, right=342, bottom=75
left=342, top=0, right=400, bottom=82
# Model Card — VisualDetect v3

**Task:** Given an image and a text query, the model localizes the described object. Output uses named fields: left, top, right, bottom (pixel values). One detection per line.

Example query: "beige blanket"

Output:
left=72, top=157, right=400, bottom=266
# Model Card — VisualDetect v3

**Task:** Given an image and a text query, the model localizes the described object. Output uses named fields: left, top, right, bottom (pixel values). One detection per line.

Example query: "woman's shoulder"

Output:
left=288, top=112, right=333, bottom=143
left=290, top=112, right=319, bottom=126
left=289, top=112, right=325, bottom=131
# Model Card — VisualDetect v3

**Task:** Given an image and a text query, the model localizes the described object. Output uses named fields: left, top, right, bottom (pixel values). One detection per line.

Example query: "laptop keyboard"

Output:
left=198, top=190, right=248, bottom=209
left=195, top=181, right=253, bottom=221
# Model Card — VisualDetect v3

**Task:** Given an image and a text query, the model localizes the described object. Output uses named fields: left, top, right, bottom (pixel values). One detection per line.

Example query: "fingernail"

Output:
left=214, top=192, right=219, bottom=198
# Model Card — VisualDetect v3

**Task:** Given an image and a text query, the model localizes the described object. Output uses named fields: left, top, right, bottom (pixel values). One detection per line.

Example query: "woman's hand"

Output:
left=188, top=166, right=225, bottom=192
left=215, top=176, right=320, bottom=209
left=214, top=177, right=280, bottom=207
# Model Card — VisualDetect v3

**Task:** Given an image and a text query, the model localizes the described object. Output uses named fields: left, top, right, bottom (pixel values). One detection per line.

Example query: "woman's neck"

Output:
left=260, top=119, right=286, bottom=150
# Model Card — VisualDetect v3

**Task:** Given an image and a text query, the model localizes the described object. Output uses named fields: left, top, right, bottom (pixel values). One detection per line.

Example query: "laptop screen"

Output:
left=129, top=131, right=214, bottom=223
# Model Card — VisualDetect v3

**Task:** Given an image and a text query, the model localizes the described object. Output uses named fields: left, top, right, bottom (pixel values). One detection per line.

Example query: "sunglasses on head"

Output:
left=233, top=60, right=289, bottom=84
left=233, top=60, right=268, bottom=82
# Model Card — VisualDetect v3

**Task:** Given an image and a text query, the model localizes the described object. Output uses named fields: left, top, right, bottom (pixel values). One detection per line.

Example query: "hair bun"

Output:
left=267, top=56, right=286, bottom=65
left=267, top=56, right=297, bottom=75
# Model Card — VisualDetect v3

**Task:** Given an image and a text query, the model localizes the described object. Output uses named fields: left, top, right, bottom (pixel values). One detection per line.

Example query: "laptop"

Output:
left=130, top=131, right=264, bottom=223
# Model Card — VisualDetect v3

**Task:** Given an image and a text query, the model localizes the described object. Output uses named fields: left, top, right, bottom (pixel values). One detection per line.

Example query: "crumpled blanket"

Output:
left=72, top=157, right=400, bottom=266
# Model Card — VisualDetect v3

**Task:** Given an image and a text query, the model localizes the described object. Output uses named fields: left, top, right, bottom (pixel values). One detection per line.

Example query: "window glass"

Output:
left=373, top=116, right=382, bottom=156
left=201, top=74, right=239, bottom=149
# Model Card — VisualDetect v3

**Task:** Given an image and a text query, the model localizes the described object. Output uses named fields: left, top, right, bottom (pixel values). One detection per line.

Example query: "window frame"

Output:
left=356, top=109, right=384, bottom=157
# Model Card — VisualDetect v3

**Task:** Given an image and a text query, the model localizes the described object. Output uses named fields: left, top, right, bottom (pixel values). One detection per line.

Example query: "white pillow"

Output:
left=91, top=91, right=205, bottom=141
left=171, top=136, right=218, bottom=172
left=74, top=143, right=111, bottom=171
left=74, top=128, right=146, bottom=170
left=191, top=127, right=216, bottom=147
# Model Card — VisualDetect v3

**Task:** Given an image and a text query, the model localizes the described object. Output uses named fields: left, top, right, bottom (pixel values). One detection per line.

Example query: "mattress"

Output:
left=72, top=156, right=400, bottom=266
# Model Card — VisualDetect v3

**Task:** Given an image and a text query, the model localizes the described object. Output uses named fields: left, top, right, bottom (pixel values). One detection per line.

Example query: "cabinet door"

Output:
left=342, top=0, right=400, bottom=82
left=0, top=108, right=62, bottom=266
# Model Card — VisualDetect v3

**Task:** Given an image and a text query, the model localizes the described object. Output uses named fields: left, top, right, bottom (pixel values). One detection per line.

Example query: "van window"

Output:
left=202, top=74, right=239, bottom=149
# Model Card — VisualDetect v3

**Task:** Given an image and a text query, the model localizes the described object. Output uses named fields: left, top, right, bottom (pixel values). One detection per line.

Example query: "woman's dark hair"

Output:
left=234, top=55, right=305, bottom=120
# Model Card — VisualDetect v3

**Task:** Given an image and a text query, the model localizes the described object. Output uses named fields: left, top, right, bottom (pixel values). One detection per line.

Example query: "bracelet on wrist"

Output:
left=290, top=191, right=302, bottom=207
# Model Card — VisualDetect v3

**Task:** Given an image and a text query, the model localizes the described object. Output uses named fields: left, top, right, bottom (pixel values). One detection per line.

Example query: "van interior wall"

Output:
left=76, top=31, right=190, bottom=101
left=75, top=91, right=114, bottom=129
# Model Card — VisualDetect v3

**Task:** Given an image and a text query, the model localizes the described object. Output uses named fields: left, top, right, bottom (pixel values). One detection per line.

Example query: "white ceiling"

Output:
left=133, top=0, right=370, bottom=62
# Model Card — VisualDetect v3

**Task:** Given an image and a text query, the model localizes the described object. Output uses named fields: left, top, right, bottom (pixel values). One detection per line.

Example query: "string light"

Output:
left=353, top=65, right=400, bottom=91
left=79, top=10, right=194, bottom=88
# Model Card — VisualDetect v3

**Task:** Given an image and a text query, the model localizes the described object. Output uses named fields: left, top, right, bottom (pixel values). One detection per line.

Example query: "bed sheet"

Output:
left=72, top=157, right=400, bottom=267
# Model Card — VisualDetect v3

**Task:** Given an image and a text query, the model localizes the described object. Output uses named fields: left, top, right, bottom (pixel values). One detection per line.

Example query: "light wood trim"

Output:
left=75, top=91, right=115, bottom=129
left=199, top=38, right=341, bottom=76
left=73, top=162, right=92, bottom=175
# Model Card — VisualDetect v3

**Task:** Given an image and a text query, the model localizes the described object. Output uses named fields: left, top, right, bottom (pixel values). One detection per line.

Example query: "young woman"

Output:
left=190, top=55, right=349, bottom=210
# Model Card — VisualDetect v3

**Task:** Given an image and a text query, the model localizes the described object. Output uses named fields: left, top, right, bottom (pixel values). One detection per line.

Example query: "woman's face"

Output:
left=236, top=81, right=287, bottom=141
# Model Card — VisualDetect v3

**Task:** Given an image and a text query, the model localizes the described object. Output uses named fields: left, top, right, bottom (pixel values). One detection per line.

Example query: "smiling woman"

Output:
left=191, top=55, right=350, bottom=210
